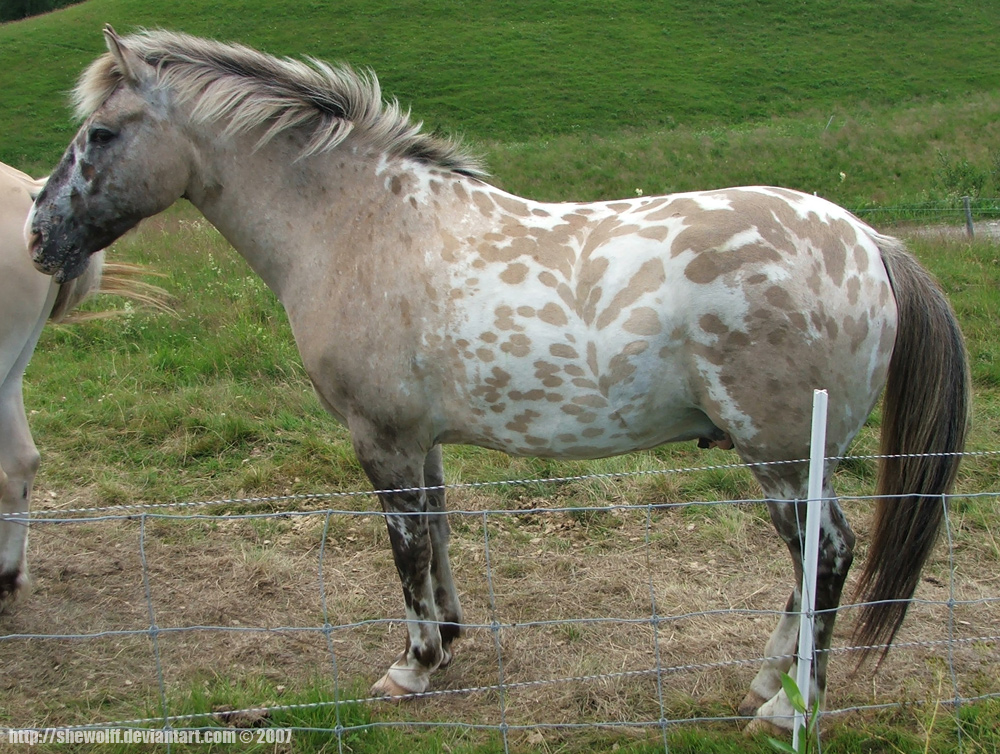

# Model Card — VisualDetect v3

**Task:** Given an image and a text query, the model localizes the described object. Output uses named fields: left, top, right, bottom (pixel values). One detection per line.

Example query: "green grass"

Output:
left=25, top=675, right=1000, bottom=754
left=2, top=0, right=1000, bottom=207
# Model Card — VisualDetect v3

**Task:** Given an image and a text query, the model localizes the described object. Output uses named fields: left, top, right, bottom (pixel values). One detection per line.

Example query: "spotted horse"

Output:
left=26, top=28, right=969, bottom=733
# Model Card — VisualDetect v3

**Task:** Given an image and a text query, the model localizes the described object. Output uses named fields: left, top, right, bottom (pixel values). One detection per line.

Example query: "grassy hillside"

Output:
left=1, top=0, right=1000, bottom=205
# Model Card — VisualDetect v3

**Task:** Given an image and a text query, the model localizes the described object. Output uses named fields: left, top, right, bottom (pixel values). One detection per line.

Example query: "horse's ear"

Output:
left=103, top=24, right=146, bottom=84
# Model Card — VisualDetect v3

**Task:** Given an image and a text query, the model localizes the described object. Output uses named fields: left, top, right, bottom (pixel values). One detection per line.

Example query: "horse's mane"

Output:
left=73, top=29, right=487, bottom=177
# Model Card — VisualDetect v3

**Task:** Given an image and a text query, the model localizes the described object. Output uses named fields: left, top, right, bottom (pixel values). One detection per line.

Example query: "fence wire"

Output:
left=1, top=450, right=998, bottom=752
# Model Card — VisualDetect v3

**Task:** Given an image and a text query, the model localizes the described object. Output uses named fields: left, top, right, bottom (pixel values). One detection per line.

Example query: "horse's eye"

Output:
left=88, top=127, right=117, bottom=146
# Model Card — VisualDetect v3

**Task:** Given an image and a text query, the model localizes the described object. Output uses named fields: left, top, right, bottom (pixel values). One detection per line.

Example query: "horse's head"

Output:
left=27, top=26, right=193, bottom=282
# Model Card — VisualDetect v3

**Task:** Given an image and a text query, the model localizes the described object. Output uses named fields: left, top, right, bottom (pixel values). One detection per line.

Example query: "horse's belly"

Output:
left=443, top=384, right=716, bottom=460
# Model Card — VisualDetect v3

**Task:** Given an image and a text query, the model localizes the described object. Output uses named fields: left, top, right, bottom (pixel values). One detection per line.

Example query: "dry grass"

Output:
left=2, top=476, right=997, bottom=739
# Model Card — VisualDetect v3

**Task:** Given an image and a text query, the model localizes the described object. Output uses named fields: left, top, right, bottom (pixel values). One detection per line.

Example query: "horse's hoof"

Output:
left=371, top=672, right=414, bottom=699
left=438, top=647, right=454, bottom=669
left=738, top=691, right=768, bottom=717
left=0, top=570, right=25, bottom=614
left=744, top=716, right=791, bottom=738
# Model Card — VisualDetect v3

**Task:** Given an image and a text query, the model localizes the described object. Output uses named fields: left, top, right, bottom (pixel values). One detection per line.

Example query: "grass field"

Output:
left=2, top=0, right=1000, bottom=205
left=3, top=1, right=1000, bottom=752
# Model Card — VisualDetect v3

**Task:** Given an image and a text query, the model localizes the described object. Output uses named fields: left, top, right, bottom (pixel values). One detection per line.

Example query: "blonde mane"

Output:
left=73, top=29, right=487, bottom=177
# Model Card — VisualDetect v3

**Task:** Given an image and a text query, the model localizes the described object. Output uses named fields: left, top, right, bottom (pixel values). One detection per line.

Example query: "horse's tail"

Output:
left=50, top=252, right=173, bottom=323
left=852, top=233, right=970, bottom=662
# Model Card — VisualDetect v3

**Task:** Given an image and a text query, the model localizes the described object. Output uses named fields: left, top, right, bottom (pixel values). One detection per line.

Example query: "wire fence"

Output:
left=2, top=451, right=999, bottom=752
left=852, top=196, right=1000, bottom=229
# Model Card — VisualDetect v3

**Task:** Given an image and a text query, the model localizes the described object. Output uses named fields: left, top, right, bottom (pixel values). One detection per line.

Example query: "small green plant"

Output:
left=934, top=150, right=989, bottom=199
left=767, top=673, right=820, bottom=754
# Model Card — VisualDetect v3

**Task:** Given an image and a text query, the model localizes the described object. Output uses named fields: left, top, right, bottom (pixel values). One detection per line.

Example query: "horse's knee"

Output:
left=0, top=445, right=39, bottom=487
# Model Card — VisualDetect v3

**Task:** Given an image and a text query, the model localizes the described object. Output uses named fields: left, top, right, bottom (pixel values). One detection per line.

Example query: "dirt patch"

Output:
left=2, top=486, right=998, bottom=742
left=899, top=220, right=1000, bottom=243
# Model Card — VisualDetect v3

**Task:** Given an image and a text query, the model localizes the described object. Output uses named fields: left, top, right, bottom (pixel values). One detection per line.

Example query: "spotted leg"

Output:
left=0, top=379, right=40, bottom=609
left=424, top=445, right=462, bottom=667
left=353, top=432, right=448, bottom=697
left=742, top=482, right=856, bottom=735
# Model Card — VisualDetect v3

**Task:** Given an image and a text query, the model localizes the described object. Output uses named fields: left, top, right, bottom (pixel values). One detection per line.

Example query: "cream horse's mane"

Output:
left=73, top=29, right=488, bottom=177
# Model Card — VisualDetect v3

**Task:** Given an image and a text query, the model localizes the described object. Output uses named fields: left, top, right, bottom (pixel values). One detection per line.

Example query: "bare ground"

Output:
left=2, top=479, right=997, bottom=746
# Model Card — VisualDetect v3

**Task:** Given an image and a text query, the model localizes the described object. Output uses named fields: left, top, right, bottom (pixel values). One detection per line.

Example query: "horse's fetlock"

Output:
left=440, top=620, right=462, bottom=646
left=412, top=642, right=443, bottom=670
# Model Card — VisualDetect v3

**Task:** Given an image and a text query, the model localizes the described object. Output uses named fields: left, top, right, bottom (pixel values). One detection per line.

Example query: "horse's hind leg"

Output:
left=424, top=445, right=462, bottom=666
left=742, top=474, right=856, bottom=734
left=0, top=378, right=40, bottom=609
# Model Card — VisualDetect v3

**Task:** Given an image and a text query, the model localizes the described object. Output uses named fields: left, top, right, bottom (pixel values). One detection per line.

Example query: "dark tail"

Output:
left=852, top=234, right=970, bottom=662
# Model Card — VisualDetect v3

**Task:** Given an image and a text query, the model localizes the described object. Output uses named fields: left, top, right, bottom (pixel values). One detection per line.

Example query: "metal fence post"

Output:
left=793, top=389, right=828, bottom=749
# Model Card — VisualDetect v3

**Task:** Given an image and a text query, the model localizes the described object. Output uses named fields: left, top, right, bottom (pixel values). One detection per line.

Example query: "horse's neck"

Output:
left=0, top=161, right=46, bottom=197
left=186, top=137, right=446, bottom=307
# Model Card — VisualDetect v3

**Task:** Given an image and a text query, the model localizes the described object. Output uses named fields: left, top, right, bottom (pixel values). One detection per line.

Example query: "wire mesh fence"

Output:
left=853, top=196, right=1000, bottom=227
left=1, top=452, right=999, bottom=752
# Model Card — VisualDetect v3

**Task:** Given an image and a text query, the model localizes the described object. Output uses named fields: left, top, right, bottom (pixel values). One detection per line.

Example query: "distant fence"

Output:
left=2, top=446, right=999, bottom=751
left=852, top=196, right=1000, bottom=233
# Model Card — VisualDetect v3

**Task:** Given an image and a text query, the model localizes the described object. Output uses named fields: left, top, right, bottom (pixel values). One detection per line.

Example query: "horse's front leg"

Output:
left=424, top=445, right=462, bottom=667
left=0, top=379, right=39, bottom=609
left=354, top=436, right=445, bottom=697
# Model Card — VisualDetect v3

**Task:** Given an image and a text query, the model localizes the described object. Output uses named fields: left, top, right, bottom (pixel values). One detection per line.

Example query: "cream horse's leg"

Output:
left=0, top=275, right=54, bottom=609
left=0, top=378, right=42, bottom=607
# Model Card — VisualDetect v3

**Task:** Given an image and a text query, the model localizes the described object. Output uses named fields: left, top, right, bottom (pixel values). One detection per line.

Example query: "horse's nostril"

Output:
left=27, top=231, right=42, bottom=256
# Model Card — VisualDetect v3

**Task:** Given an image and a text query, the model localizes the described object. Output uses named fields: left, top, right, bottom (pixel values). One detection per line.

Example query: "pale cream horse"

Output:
left=0, top=160, right=165, bottom=607
left=26, top=29, right=969, bottom=733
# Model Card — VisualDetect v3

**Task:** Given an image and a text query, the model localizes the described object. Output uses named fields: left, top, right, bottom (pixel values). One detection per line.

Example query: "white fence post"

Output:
left=793, top=389, right=828, bottom=748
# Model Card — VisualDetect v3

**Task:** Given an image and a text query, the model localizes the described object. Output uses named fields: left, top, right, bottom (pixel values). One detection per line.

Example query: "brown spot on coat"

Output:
left=494, top=194, right=531, bottom=217
left=823, top=243, right=847, bottom=286
left=684, top=245, right=783, bottom=285
left=506, top=409, right=541, bottom=433
left=595, top=259, right=666, bottom=330
left=765, top=286, right=794, bottom=310
left=638, top=226, right=670, bottom=242
left=700, top=314, right=729, bottom=335
left=472, top=191, right=495, bottom=217
left=538, top=303, right=568, bottom=326
left=501, top=334, right=532, bottom=357
left=550, top=344, right=579, bottom=359
left=500, top=263, right=529, bottom=285
left=623, top=307, right=662, bottom=335
left=538, top=271, right=559, bottom=288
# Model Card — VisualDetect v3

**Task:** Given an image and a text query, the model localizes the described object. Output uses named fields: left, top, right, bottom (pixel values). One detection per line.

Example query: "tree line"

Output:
left=1, top=0, right=82, bottom=23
